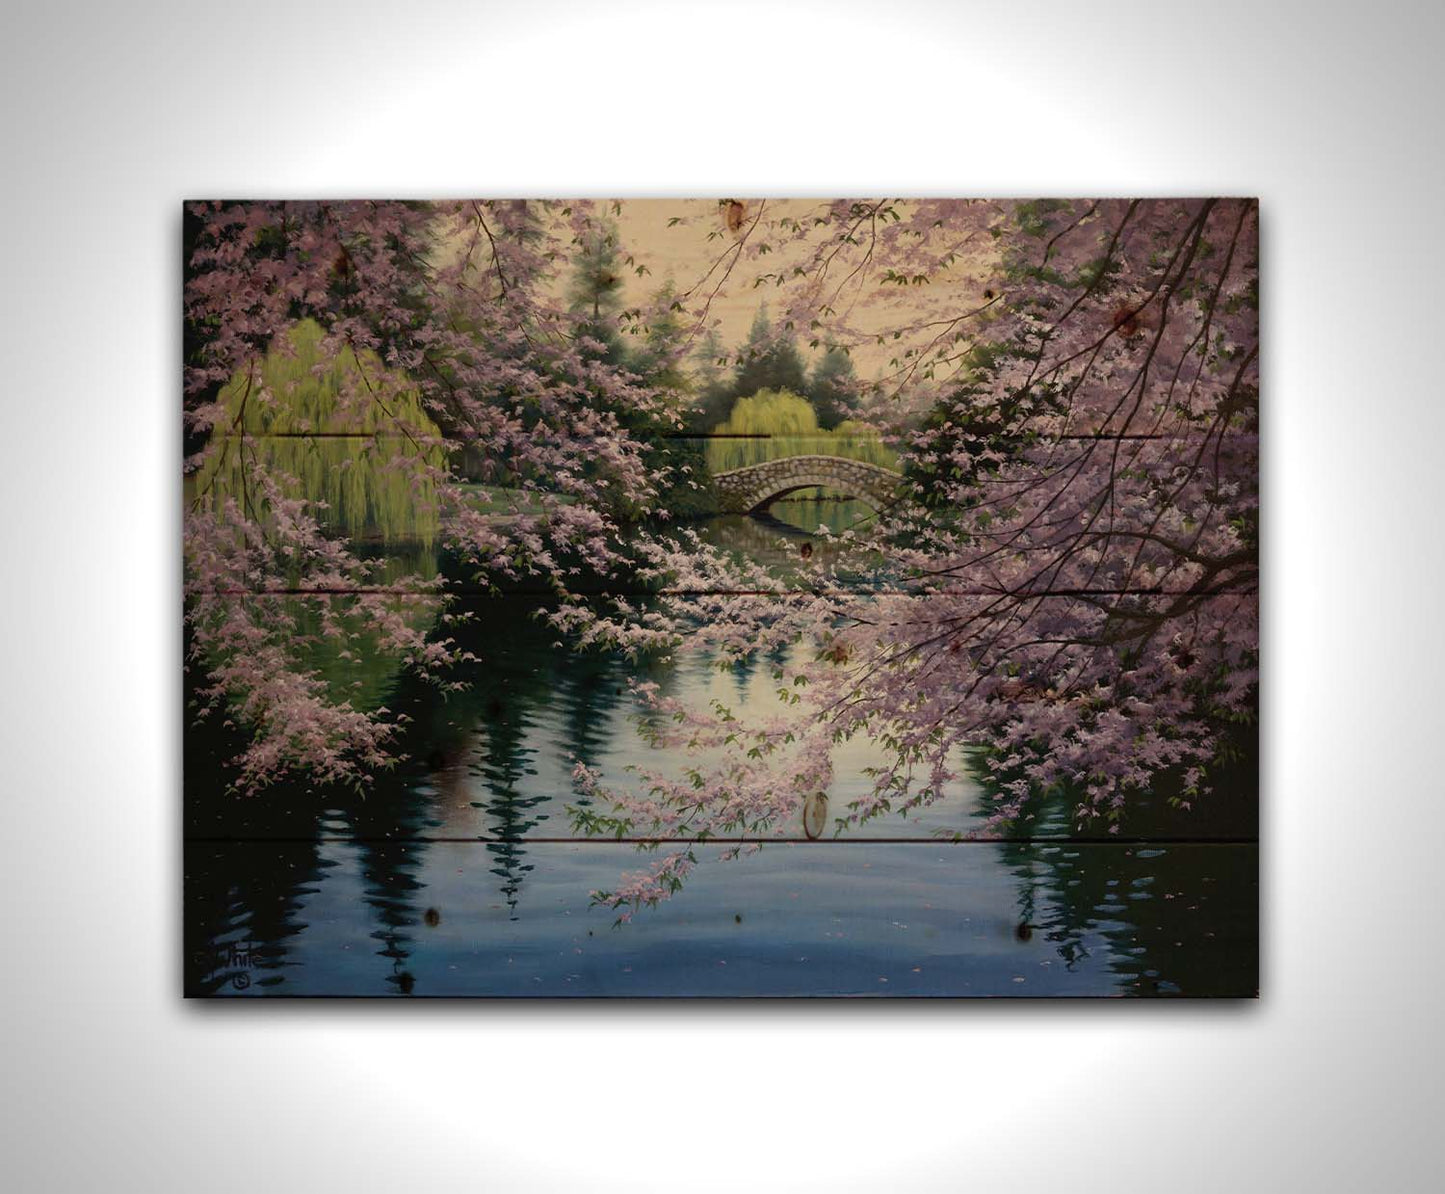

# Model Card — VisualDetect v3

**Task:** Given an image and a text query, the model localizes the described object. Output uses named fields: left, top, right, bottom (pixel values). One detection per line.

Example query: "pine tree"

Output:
left=567, top=218, right=625, bottom=364
left=732, top=304, right=806, bottom=399
left=808, top=346, right=858, bottom=430
left=688, top=327, right=733, bottom=431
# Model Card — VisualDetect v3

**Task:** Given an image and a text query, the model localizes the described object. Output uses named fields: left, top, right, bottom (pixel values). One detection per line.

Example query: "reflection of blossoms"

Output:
left=570, top=681, right=836, bottom=920
left=185, top=200, right=1257, bottom=908
left=569, top=199, right=1257, bottom=908
left=186, top=201, right=680, bottom=790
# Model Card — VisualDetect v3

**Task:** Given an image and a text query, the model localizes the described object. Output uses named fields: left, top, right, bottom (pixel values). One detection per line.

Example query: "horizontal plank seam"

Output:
left=185, top=835, right=1259, bottom=846
left=189, top=586, right=1260, bottom=597
left=198, top=431, right=1252, bottom=442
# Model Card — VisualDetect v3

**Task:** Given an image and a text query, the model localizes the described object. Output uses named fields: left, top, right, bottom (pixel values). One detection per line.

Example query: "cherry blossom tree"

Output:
left=562, top=199, right=1258, bottom=917
left=185, top=199, right=1257, bottom=921
left=185, top=200, right=680, bottom=790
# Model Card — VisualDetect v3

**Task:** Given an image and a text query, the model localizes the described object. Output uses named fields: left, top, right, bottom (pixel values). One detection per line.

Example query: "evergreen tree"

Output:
left=731, top=304, right=806, bottom=399
left=631, top=280, right=690, bottom=393
left=630, top=283, right=720, bottom=518
left=688, top=327, right=733, bottom=431
left=567, top=218, right=625, bottom=364
left=808, top=346, right=859, bottom=430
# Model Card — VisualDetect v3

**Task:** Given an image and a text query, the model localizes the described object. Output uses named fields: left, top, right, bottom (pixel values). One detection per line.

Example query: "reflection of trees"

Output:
left=996, top=835, right=1258, bottom=996
left=980, top=728, right=1258, bottom=996
left=187, top=603, right=442, bottom=993
left=698, top=511, right=836, bottom=573
left=483, top=840, right=534, bottom=921
left=697, top=504, right=888, bottom=584
left=557, top=651, right=625, bottom=773
left=383, top=594, right=648, bottom=918
left=184, top=841, right=319, bottom=994
left=348, top=776, right=434, bottom=994
left=453, top=597, right=591, bottom=915
left=184, top=659, right=326, bottom=993
left=467, top=687, right=545, bottom=920
left=358, top=841, right=424, bottom=995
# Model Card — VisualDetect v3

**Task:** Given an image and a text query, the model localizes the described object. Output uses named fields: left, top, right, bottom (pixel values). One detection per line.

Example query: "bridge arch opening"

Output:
left=712, top=454, right=902, bottom=517
left=743, top=480, right=883, bottom=515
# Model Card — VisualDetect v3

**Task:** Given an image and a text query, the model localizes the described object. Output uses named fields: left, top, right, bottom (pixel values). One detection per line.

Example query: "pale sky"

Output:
left=603, top=198, right=998, bottom=382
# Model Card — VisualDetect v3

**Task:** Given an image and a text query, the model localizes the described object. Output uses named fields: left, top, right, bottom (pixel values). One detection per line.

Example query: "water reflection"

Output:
left=185, top=501, right=1257, bottom=996
left=696, top=498, right=887, bottom=581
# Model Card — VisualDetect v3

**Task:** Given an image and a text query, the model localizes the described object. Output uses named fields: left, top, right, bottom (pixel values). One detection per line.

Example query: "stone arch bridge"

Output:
left=713, top=454, right=902, bottom=514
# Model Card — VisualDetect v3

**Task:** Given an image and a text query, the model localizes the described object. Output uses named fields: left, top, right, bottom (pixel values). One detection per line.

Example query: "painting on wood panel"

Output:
left=184, top=199, right=1258, bottom=997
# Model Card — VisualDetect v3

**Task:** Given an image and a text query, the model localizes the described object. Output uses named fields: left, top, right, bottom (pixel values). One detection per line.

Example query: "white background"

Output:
left=3, top=1, right=1442, bottom=1190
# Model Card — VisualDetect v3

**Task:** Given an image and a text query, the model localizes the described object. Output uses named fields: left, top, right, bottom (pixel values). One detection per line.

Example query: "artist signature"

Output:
left=192, top=941, right=263, bottom=990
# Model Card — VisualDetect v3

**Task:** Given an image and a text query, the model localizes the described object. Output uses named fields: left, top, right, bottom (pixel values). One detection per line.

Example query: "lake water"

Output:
left=185, top=499, right=1258, bottom=997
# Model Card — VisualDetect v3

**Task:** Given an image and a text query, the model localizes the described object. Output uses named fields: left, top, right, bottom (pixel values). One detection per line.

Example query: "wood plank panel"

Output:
left=185, top=432, right=1256, bottom=595
left=186, top=592, right=1257, bottom=845
left=183, top=198, right=1258, bottom=997
left=184, top=840, right=1258, bottom=997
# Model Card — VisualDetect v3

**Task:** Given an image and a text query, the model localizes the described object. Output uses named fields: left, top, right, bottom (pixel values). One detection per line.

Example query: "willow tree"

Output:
left=185, top=199, right=1258, bottom=907
left=565, top=199, right=1259, bottom=916
left=185, top=200, right=679, bottom=791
